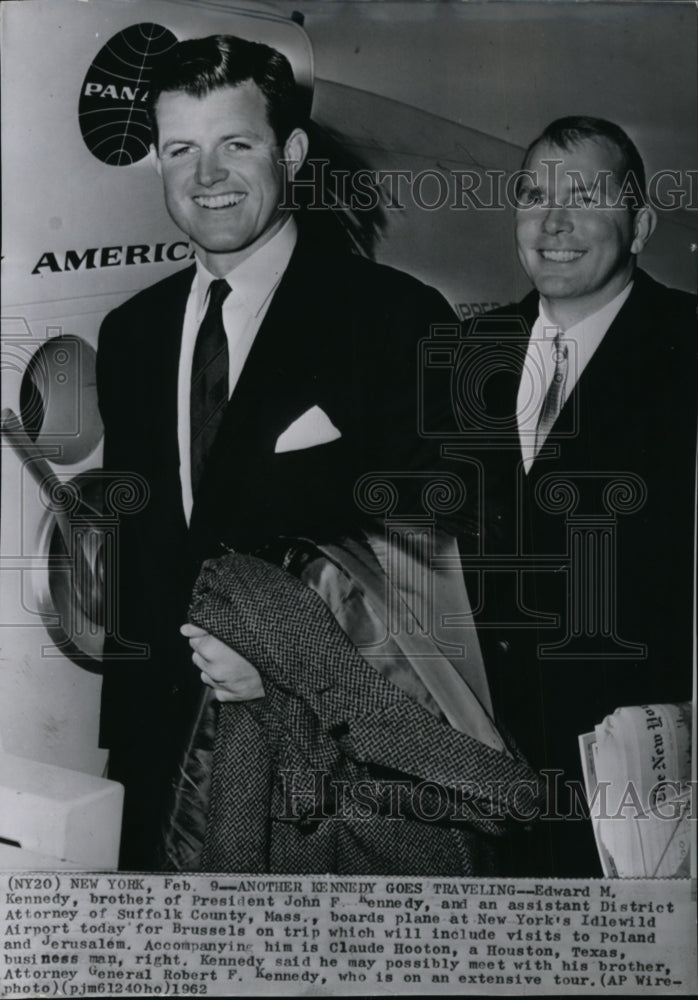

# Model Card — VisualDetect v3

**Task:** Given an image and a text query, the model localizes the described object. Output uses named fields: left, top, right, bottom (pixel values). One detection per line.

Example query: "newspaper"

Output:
left=1, top=0, right=696, bottom=996
left=580, top=704, right=693, bottom=879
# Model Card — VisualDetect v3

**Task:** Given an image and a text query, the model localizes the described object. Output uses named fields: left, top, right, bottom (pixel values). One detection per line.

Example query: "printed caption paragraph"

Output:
left=1, top=875, right=696, bottom=996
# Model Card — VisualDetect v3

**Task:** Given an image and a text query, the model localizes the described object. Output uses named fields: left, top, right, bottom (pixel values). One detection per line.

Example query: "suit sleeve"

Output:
left=96, top=309, right=123, bottom=473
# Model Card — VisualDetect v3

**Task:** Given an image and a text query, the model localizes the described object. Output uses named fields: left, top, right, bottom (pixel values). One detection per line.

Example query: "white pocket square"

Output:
left=274, top=405, right=342, bottom=453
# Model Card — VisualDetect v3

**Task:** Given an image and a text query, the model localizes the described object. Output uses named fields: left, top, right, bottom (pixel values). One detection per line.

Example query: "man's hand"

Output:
left=180, top=623, right=265, bottom=701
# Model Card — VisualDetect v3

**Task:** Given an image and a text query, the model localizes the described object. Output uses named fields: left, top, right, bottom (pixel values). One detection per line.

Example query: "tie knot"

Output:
left=207, top=279, right=231, bottom=310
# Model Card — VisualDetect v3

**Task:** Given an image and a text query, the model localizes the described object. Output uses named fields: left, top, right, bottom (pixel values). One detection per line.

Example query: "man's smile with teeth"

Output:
left=538, top=249, right=585, bottom=262
left=194, top=193, right=246, bottom=209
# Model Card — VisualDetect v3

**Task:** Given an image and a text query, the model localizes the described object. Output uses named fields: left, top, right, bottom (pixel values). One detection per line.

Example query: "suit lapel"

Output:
left=512, top=284, right=642, bottom=441
left=190, top=244, right=337, bottom=521
left=550, top=276, right=648, bottom=442
left=511, top=291, right=538, bottom=415
left=146, top=265, right=195, bottom=457
left=141, top=266, right=194, bottom=534
left=216, top=244, right=323, bottom=454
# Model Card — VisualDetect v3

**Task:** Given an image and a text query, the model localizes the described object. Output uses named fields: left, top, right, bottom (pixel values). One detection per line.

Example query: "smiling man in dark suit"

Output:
left=96, top=34, right=456, bottom=868
left=466, top=117, right=697, bottom=876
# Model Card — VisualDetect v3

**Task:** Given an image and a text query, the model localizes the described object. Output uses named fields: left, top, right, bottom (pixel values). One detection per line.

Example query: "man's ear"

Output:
left=149, top=144, right=162, bottom=177
left=282, top=128, right=309, bottom=180
left=630, top=204, right=657, bottom=255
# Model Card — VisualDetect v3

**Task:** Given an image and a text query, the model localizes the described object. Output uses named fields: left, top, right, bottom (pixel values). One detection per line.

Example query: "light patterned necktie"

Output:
left=534, top=332, right=568, bottom=458
left=190, top=279, right=231, bottom=496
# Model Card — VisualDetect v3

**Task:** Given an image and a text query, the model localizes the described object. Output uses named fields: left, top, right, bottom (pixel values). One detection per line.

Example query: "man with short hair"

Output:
left=466, top=116, right=696, bottom=876
left=97, top=34, right=456, bottom=868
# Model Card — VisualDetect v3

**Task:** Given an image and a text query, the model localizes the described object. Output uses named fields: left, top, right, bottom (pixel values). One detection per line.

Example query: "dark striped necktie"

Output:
left=190, top=278, right=231, bottom=496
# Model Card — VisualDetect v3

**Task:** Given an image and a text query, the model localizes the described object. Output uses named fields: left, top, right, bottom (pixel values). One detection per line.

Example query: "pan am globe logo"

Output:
left=79, top=23, right=178, bottom=166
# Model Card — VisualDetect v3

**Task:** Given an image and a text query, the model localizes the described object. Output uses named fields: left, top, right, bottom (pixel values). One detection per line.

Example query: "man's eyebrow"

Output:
left=161, top=130, right=262, bottom=150
left=218, top=131, right=261, bottom=141
left=161, top=137, right=197, bottom=150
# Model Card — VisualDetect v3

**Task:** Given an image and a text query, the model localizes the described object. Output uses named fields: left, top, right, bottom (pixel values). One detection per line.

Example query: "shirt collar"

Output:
left=537, top=280, right=633, bottom=375
left=193, top=215, right=297, bottom=319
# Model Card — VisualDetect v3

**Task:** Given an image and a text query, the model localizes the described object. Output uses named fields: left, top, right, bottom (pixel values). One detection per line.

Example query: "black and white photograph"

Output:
left=0, top=0, right=696, bottom=994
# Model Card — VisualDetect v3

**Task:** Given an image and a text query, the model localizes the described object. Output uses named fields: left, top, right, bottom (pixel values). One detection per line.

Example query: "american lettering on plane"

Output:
left=31, top=243, right=195, bottom=273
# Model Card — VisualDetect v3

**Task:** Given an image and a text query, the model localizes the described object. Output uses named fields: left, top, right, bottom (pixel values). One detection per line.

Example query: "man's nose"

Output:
left=195, top=150, right=227, bottom=187
left=541, top=206, right=573, bottom=234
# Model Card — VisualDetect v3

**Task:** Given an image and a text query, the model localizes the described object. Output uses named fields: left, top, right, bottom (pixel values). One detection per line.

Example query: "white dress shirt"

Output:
left=177, top=217, right=297, bottom=521
left=517, top=282, right=633, bottom=473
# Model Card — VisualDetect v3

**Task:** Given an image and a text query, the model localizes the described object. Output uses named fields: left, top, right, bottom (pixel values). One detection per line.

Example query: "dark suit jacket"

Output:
left=96, top=239, right=456, bottom=866
left=459, top=270, right=697, bottom=876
